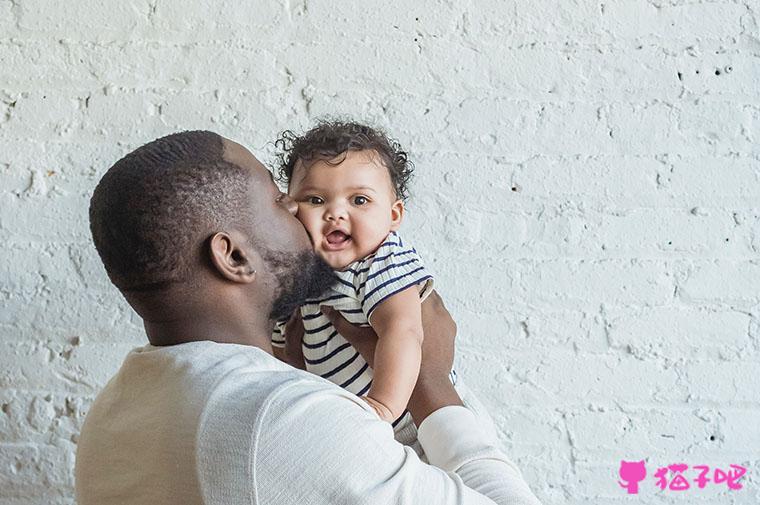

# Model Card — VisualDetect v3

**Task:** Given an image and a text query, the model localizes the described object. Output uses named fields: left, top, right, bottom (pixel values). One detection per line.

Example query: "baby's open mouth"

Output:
left=326, top=230, right=351, bottom=245
left=325, top=230, right=351, bottom=250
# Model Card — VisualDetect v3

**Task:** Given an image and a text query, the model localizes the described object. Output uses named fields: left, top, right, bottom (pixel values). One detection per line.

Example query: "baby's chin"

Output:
left=316, top=249, right=359, bottom=271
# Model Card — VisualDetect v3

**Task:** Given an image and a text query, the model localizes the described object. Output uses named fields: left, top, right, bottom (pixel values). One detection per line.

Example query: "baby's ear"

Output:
left=389, top=199, right=405, bottom=231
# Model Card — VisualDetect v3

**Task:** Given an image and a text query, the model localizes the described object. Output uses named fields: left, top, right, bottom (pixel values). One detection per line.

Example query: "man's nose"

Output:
left=279, top=193, right=298, bottom=215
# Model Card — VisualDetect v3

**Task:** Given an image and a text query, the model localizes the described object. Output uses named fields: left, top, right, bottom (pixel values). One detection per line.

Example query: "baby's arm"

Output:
left=364, top=285, right=424, bottom=422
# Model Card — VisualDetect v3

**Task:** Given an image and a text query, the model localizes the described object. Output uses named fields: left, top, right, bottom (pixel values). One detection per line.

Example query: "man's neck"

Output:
left=145, top=316, right=274, bottom=352
left=126, top=285, right=275, bottom=353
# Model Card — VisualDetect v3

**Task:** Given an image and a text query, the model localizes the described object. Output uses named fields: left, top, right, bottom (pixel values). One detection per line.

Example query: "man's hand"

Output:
left=416, top=290, right=456, bottom=382
left=320, top=306, right=377, bottom=366
left=275, top=310, right=306, bottom=370
left=321, top=290, right=463, bottom=426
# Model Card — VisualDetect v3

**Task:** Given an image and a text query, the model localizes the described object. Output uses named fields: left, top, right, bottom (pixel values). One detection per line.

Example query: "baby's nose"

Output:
left=325, top=203, right=348, bottom=221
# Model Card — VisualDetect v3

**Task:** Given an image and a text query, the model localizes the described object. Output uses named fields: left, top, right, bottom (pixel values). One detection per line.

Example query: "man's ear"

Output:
left=389, top=199, right=405, bottom=231
left=209, top=231, right=257, bottom=283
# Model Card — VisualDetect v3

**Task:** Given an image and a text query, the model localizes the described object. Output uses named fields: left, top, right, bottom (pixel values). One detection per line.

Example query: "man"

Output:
left=76, top=130, right=542, bottom=504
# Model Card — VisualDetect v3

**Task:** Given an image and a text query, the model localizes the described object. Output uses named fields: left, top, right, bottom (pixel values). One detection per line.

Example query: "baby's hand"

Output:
left=361, top=396, right=395, bottom=423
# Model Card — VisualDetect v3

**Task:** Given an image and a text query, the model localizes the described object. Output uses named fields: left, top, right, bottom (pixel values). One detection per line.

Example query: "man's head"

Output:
left=89, top=131, right=334, bottom=331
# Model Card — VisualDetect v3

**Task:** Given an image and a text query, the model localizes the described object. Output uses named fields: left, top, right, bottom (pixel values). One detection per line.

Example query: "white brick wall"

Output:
left=1, top=1, right=759, bottom=503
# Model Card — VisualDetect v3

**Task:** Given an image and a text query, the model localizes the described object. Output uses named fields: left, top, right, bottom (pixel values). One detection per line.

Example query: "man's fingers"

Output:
left=282, top=309, right=306, bottom=370
left=321, top=305, right=378, bottom=367
left=321, top=306, right=376, bottom=341
left=320, top=306, right=357, bottom=340
left=283, top=308, right=304, bottom=340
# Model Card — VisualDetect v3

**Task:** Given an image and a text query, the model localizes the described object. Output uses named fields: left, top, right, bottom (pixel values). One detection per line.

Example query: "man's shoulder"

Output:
left=125, top=340, right=325, bottom=398
left=81, top=339, right=359, bottom=457
left=77, top=341, right=369, bottom=503
left=86, top=340, right=335, bottom=430
left=146, top=341, right=366, bottom=421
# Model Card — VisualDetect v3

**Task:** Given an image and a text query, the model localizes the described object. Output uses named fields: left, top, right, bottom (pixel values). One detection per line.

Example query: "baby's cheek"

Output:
left=293, top=210, right=308, bottom=228
left=292, top=214, right=318, bottom=249
left=294, top=209, right=316, bottom=233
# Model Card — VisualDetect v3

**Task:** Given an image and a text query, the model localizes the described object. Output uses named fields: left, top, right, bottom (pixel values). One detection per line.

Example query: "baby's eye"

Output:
left=307, top=196, right=324, bottom=205
left=353, top=196, right=369, bottom=206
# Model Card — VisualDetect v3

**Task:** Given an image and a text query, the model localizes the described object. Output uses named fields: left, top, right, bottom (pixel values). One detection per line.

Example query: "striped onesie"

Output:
left=272, top=231, right=455, bottom=440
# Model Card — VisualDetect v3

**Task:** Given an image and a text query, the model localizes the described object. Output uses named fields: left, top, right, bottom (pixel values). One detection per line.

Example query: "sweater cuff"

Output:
left=417, top=405, right=501, bottom=472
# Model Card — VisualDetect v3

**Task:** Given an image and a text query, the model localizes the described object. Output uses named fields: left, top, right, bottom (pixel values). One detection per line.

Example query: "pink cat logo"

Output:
left=618, top=459, right=746, bottom=494
left=619, top=460, right=647, bottom=494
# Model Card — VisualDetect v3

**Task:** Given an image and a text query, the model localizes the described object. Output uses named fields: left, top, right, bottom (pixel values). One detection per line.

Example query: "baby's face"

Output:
left=288, top=150, right=404, bottom=270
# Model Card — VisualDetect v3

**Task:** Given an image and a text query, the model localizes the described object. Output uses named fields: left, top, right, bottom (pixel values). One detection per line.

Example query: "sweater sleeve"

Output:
left=418, top=406, right=543, bottom=505
left=253, top=379, right=542, bottom=505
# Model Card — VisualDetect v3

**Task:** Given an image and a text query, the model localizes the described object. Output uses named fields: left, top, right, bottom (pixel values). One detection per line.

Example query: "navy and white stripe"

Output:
left=272, top=232, right=435, bottom=400
left=271, top=324, right=285, bottom=347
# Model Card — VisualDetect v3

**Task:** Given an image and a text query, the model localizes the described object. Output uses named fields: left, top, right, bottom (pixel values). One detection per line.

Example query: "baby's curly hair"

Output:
left=275, top=120, right=414, bottom=202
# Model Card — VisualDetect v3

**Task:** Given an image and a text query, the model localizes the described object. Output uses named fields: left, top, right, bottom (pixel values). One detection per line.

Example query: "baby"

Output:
left=272, top=120, right=454, bottom=428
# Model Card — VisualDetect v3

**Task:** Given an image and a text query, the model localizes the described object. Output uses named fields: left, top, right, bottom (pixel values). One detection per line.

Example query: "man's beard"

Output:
left=264, top=249, right=336, bottom=322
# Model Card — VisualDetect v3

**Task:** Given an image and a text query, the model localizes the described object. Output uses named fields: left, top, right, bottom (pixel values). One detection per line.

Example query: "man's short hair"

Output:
left=89, top=131, right=251, bottom=292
